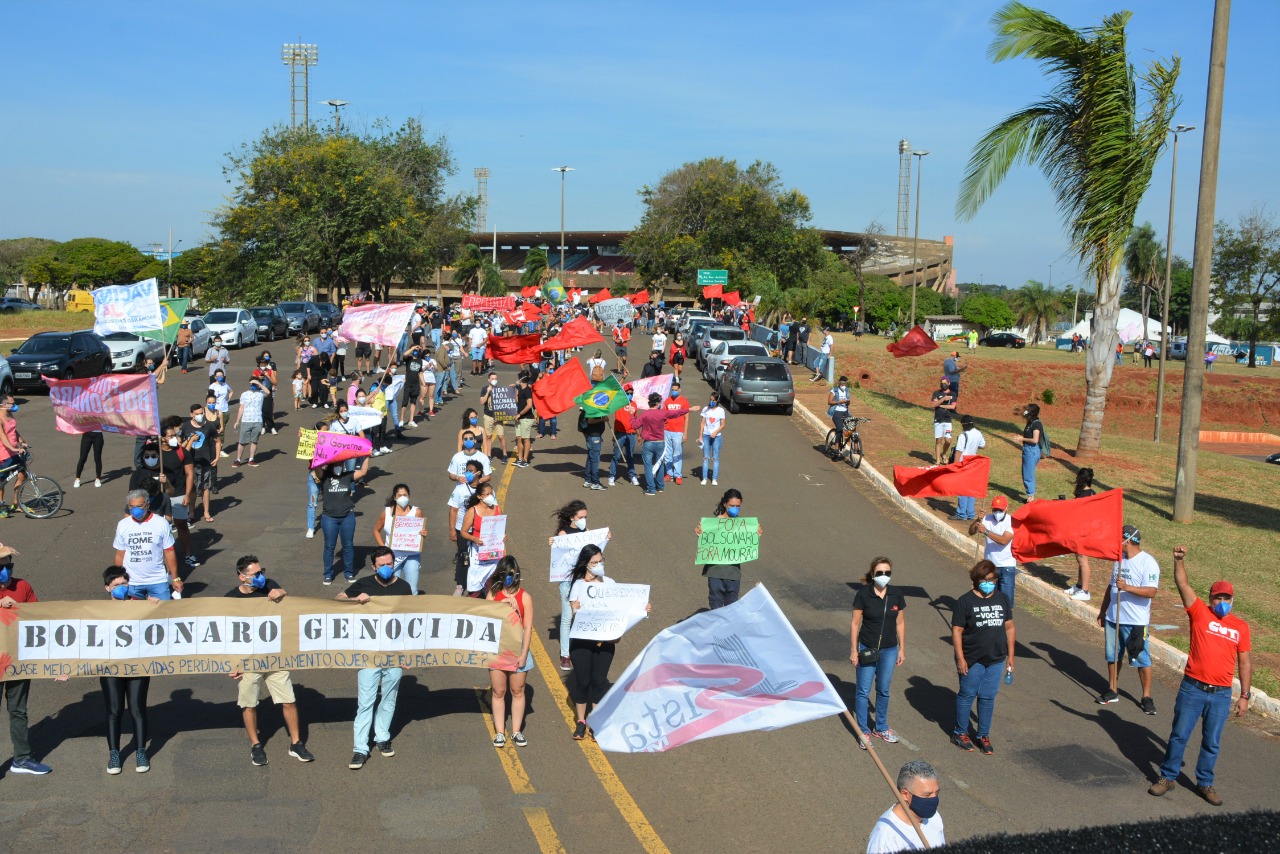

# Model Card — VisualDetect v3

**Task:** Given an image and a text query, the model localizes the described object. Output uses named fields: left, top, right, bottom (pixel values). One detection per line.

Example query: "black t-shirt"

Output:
left=161, top=446, right=189, bottom=494
left=852, top=586, right=906, bottom=650
left=582, top=412, right=607, bottom=437
left=224, top=578, right=283, bottom=598
left=129, top=464, right=175, bottom=514
left=321, top=472, right=355, bottom=517
left=481, top=385, right=495, bottom=417
left=931, top=390, right=955, bottom=423
left=343, top=575, right=412, bottom=598
left=516, top=385, right=534, bottom=418
left=181, top=421, right=218, bottom=466
left=1023, top=419, right=1044, bottom=442
left=786, top=324, right=799, bottom=342
left=951, top=589, right=1013, bottom=666
left=797, top=324, right=811, bottom=344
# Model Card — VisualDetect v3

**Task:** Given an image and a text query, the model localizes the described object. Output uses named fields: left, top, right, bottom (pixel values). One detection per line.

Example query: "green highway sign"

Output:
left=697, top=269, right=728, bottom=286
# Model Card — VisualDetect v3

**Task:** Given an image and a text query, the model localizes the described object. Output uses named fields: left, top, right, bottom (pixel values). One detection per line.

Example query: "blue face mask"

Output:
left=8, top=405, right=16, bottom=414
left=376, top=563, right=396, bottom=582
left=670, top=389, right=679, bottom=398
left=908, top=793, right=940, bottom=820
left=129, top=506, right=148, bottom=521
left=469, top=417, right=478, bottom=426
left=726, top=506, right=740, bottom=518
left=249, top=573, right=267, bottom=590
left=216, top=377, right=226, bottom=384
left=464, top=470, right=476, bottom=483
left=1212, top=600, right=1232, bottom=619
left=463, top=439, right=476, bottom=450
left=978, top=581, right=997, bottom=595
left=110, top=584, right=129, bottom=601
left=0, top=567, right=9, bottom=585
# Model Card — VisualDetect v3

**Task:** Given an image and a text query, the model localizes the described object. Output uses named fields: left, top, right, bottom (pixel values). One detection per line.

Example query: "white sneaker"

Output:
left=73, top=478, right=81, bottom=488
left=1065, top=585, right=1079, bottom=596
left=608, top=478, right=616, bottom=486
left=371, top=449, right=383, bottom=457
left=379, top=446, right=391, bottom=454
left=712, top=479, right=718, bottom=485
left=219, top=451, right=230, bottom=458
left=701, top=479, right=708, bottom=485
left=95, top=479, right=102, bottom=488
left=305, top=528, right=315, bottom=538
left=1071, top=590, right=1092, bottom=601
left=270, top=428, right=279, bottom=435
left=407, top=421, right=418, bottom=428
left=630, top=476, right=639, bottom=486
left=453, top=585, right=464, bottom=597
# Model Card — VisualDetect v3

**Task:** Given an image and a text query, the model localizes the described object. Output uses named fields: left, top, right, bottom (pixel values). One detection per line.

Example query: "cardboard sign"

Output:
left=296, top=428, right=319, bottom=460
left=489, top=385, right=520, bottom=423
left=390, top=515, right=425, bottom=553
left=477, top=514, right=507, bottom=562
left=593, top=298, right=633, bottom=327
left=550, top=527, right=610, bottom=583
left=695, top=516, right=760, bottom=565
left=569, top=583, right=650, bottom=641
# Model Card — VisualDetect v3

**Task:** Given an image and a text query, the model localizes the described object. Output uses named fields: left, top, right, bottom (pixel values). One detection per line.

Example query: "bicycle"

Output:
left=0, top=450, right=64, bottom=519
left=825, top=416, right=869, bottom=469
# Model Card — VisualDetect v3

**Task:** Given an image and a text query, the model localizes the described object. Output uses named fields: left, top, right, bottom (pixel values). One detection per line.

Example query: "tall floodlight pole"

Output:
left=322, top=99, right=348, bottom=134
left=908, top=150, right=929, bottom=324
left=281, top=41, right=318, bottom=130
left=1173, top=0, right=1230, bottom=523
left=167, top=229, right=182, bottom=298
left=551, top=167, right=574, bottom=272
left=1154, top=125, right=1196, bottom=442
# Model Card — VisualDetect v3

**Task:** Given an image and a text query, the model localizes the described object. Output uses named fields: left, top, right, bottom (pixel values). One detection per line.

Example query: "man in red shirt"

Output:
left=0, top=544, right=52, bottom=774
left=612, top=321, right=632, bottom=378
left=609, top=394, right=639, bottom=487
left=663, top=379, right=692, bottom=485
left=1148, top=546, right=1251, bottom=806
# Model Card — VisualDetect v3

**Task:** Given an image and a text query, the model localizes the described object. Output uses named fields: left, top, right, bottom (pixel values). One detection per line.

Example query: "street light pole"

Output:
left=908, top=150, right=929, bottom=325
left=551, top=167, right=574, bottom=273
left=1154, top=125, right=1195, bottom=442
left=322, top=99, right=349, bottom=134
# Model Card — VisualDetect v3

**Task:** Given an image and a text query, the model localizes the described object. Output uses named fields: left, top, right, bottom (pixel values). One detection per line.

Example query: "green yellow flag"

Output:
left=542, top=277, right=567, bottom=304
left=138, top=299, right=190, bottom=344
left=574, top=374, right=628, bottom=418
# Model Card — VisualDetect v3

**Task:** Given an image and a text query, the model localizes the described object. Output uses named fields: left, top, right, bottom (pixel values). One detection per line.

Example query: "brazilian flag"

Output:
left=542, top=277, right=567, bottom=304
left=138, top=298, right=190, bottom=345
left=574, top=374, right=628, bottom=418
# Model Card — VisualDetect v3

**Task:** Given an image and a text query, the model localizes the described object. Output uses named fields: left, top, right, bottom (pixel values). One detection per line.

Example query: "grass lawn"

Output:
left=0, top=310, right=95, bottom=346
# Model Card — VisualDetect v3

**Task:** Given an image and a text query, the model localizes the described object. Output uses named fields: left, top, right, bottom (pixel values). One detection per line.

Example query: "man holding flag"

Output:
left=574, top=375, right=629, bottom=490
left=1095, top=525, right=1159, bottom=713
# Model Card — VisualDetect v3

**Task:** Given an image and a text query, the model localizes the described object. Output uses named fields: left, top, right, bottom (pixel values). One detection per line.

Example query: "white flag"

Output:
left=628, top=373, right=673, bottom=410
left=336, top=302, right=416, bottom=349
left=587, top=585, right=845, bottom=753
left=93, top=279, right=163, bottom=335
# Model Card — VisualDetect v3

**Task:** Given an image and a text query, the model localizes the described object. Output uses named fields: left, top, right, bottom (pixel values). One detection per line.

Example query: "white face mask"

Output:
left=589, top=561, right=606, bottom=578
left=167, top=437, right=179, bottom=448
left=357, top=395, right=366, bottom=404
left=873, top=575, right=891, bottom=589
left=482, top=494, right=497, bottom=507
left=573, top=517, right=587, bottom=530
left=993, top=510, right=1006, bottom=521
left=193, top=414, right=205, bottom=424
left=395, top=495, right=410, bottom=508
left=489, top=379, right=497, bottom=386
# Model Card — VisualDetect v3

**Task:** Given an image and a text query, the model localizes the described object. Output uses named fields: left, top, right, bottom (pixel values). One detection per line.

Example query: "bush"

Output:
left=1040, top=388, right=1056, bottom=405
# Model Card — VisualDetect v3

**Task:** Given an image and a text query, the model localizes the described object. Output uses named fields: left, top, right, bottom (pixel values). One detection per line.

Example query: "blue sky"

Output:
left=2, top=0, right=1276, bottom=290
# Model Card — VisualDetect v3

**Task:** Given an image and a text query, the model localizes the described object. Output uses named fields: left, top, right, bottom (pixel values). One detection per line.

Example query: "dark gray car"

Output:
left=716, top=356, right=795, bottom=414
left=279, top=301, right=322, bottom=335
left=250, top=306, right=290, bottom=342
left=694, top=325, right=748, bottom=371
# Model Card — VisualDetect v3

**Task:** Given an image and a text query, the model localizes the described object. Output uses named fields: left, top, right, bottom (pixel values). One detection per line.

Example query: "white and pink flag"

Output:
left=335, top=303, right=416, bottom=349
left=627, top=373, right=673, bottom=410
left=45, top=374, right=161, bottom=437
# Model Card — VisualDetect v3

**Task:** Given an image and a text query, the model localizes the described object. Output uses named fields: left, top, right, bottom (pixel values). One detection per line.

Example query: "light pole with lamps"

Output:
left=551, top=166, right=574, bottom=273
left=1153, top=124, right=1195, bottom=442
left=908, top=150, right=929, bottom=324
left=322, top=99, right=349, bottom=134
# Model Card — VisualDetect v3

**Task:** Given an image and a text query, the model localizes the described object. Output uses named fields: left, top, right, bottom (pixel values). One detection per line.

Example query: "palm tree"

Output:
left=1124, top=221, right=1164, bottom=343
left=479, top=260, right=507, bottom=297
left=956, top=3, right=1180, bottom=456
left=451, top=243, right=483, bottom=294
left=520, top=246, right=549, bottom=290
left=1011, top=280, right=1064, bottom=344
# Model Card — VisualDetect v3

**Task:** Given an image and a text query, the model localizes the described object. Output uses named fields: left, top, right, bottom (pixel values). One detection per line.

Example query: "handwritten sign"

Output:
left=695, top=516, right=760, bottom=565
left=343, top=405, right=384, bottom=433
left=550, top=527, right=610, bottom=583
left=92, top=279, right=163, bottom=335
left=477, top=514, right=507, bottom=562
left=296, top=428, right=319, bottom=460
left=489, top=385, right=519, bottom=423
left=593, top=298, right=633, bottom=328
left=390, top=516, right=424, bottom=553
left=569, top=583, right=650, bottom=641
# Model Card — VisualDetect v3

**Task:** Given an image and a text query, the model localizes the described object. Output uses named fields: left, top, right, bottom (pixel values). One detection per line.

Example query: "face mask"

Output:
left=839, top=385, right=848, bottom=392
left=213, top=341, right=222, bottom=347
left=590, top=562, right=606, bottom=578
left=129, top=506, right=148, bottom=521
left=464, top=470, right=476, bottom=483
left=303, top=340, right=310, bottom=346
left=670, top=390, right=679, bottom=398
left=0, top=567, right=9, bottom=585
left=1022, top=410, right=1029, bottom=418
left=207, top=403, right=217, bottom=411
left=708, top=399, right=718, bottom=408
left=1212, top=601, right=1232, bottom=619
left=489, top=379, right=497, bottom=386
left=463, top=439, right=476, bottom=450
left=376, top=563, right=396, bottom=582
left=194, top=414, right=205, bottom=424
left=357, top=395, right=366, bottom=404
left=907, top=793, right=940, bottom=820
left=482, top=494, right=498, bottom=507
left=249, top=573, right=267, bottom=590
left=167, top=437, right=179, bottom=448
left=873, top=575, right=891, bottom=589
left=978, top=581, right=997, bottom=595
left=216, top=377, right=226, bottom=384
left=992, top=510, right=1005, bottom=522
left=110, top=584, right=129, bottom=600
left=396, top=495, right=410, bottom=508
left=469, top=417, right=478, bottom=425
left=726, top=506, right=741, bottom=518
left=339, top=414, right=348, bottom=422
left=573, top=518, right=587, bottom=531
left=143, top=456, right=159, bottom=467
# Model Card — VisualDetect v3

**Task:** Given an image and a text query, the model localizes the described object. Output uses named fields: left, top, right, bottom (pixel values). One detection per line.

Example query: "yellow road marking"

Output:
left=474, top=687, right=534, bottom=795
left=522, top=807, right=569, bottom=854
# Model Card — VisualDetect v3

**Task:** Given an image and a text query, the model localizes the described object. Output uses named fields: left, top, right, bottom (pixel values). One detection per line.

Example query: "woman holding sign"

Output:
left=486, top=555, right=534, bottom=747
left=460, top=481, right=504, bottom=596
left=372, top=483, right=426, bottom=595
left=315, top=456, right=370, bottom=585
left=550, top=500, right=607, bottom=672
left=695, top=488, right=763, bottom=610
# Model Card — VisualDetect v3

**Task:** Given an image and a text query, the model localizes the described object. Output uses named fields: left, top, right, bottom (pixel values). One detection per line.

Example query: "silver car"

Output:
left=203, top=309, right=258, bottom=349
left=100, top=331, right=167, bottom=373
left=702, top=340, right=771, bottom=383
left=694, top=325, right=748, bottom=370
left=716, top=356, right=795, bottom=414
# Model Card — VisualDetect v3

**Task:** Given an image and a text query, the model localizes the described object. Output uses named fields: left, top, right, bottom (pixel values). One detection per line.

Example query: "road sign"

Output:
left=697, top=269, right=728, bottom=286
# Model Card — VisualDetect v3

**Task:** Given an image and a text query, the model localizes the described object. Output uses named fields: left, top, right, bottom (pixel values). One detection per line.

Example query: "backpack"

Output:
left=1036, top=421, right=1051, bottom=457
left=577, top=409, right=589, bottom=433
left=590, top=363, right=605, bottom=383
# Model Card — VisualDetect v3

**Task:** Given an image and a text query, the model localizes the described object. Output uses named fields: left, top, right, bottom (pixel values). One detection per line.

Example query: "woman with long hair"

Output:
left=486, top=555, right=534, bottom=748
left=1016, top=403, right=1045, bottom=501
left=566, top=544, right=610, bottom=740
left=372, top=483, right=426, bottom=594
left=99, top=566, right=154, bottom=773
left=669, top=333, right=687, bottom=381
left=850, top=556, right=907, bottom=745
left=695, top=488, right=763, bottom=609
left=549, top=500, right=596, bottom=672
left=458, top=408, right=482, bottom=451
left=460, top=481, right=503, bottom=595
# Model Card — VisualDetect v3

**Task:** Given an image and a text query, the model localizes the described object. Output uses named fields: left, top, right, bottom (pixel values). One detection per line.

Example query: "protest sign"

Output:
left=629, top=374, right=673, bottom=410
left=335, top=302, right=416, bottom=349
left=593, top=297, right=633, bottom=327
left=342, top=405, right=383, bottom=433
left=696, top=516, right=760, bottom=565
left=462, top=295, right=515, bottom=311
left=311, top=431, right=372, bottom=469
left=296, top=428, right=319, bottom=460
left=45, top=374, right=160, bottom=437
left=92, top=279, right=164, bottom=335
left=0, top=595, right=521, bottom=681
left=489, top=385, right=519, bottom=423
left=477, top=514, right=507, bottom=562
left=569, top=583, right=650, bottom=641
left=390, top=516, right=425, bottom=553
left=550, top=527, right=610, bottom=582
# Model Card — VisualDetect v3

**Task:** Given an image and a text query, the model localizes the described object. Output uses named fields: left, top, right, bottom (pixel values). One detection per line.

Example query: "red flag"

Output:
left=628, top=289, right=650, bottom=306
left=1011, top=489, right=1125, bottom=562
left=702, top=284, right=723, bottom=300
left=533, top=359, right=593, bottom=419
left=541, top=316, right=604, bottom=350
left=486, top=333, right=544, bottom=364
left=520, top=286, right=538, bottom=298
left=886, top=326, right=939, bottom=358
left=462, top=294, right=515, bottom=311
left=721, top=291, right=742, bottom=306
left=892, top=456, right=991, bottom=498
left=588, top=288, right=613, bottom=305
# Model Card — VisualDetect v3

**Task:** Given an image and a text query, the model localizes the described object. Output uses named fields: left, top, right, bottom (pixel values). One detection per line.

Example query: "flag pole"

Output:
left=1110, top=564, right=1122, bottom=694
left=842, top=710, right=931, bottom=849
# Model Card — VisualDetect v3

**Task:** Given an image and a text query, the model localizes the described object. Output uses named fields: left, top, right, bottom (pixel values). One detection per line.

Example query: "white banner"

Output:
left=343, top=405, right=383, bottom=433
left=93, top=279, right=163, bottom=335
left=550, top=527, right=610, bottom=583
left=587, top=585, right=846, bottom=753
left=629, top=374, right=673, bottom=410
left=569, top=583, right=650, bottom=641
left=593, top=298, right=633, bottom=327
left=381, top=374, right=405, bottom=402
left=336, top=302, right=416, bottom=349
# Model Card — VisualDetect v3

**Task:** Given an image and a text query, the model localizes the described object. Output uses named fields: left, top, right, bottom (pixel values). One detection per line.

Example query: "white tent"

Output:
left=1063, top=308, right=1167, bottom=343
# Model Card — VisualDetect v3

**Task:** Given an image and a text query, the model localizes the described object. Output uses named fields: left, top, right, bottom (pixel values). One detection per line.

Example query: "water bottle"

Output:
left=172, top=590, right=183, bottom=600
left=1004, top=667, right=1013, bottom=685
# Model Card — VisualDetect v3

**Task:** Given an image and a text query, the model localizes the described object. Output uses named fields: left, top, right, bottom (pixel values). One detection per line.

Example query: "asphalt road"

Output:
left=2, top=335, right=1278, bottom=853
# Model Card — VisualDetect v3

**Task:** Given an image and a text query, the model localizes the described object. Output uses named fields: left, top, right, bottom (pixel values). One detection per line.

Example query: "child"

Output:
left=292, top=370, right=305, bottom=410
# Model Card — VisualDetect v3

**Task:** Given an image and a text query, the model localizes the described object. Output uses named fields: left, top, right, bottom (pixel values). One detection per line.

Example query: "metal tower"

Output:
left=474, top=167, right=490, bottom=232
left=897, top=139, right=911, bottom=237
left=281, top=41, right=318, bottom=130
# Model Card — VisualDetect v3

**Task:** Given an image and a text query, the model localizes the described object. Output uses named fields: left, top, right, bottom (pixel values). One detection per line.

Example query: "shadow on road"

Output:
left=902, top=674, right=957, bottom=737
left=1049, top=699, right=1167, bottom=780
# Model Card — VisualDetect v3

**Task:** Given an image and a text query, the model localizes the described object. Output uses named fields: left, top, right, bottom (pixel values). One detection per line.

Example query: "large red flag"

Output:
left=533, top=359, right=593, bottom=419
left=721, top=291, right=742, bottom=306
left=462, top=294, right=515, bottom=311
left=486, top=333, right=544, bottom=364
left=1011, top=489, right=1125, bottom=562
left=702, top=284, right=723, bottom=300
left=588, top=288, right=613, bottom=305
left=628, top=289, right=650, bottom=306
left=893, top=456, right=991, bottom=498
left=541, top=316, right=604, bottom=350
left=886, top=326, right=939, bottom=358
left=520, top=286, right=538, bottom=298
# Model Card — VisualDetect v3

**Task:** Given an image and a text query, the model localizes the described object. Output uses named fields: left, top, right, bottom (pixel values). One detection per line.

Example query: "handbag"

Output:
left=857, top=594, right=887, bottom=666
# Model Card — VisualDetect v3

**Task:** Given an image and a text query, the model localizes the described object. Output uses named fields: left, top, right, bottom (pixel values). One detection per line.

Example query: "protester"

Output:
left=113, top=489, right=181, bottom=600
left=0, top=395, right=29, bottom=515
left=784, top=320, right=800, bottom=364
left=458, top=408, right=482, bottom=451
left=420, top=350, right=439, bottom=419
left=449, top=430, right=493, bottom=487
left=372, top=483, right=426, bottom=594
left=479, top=372, right=509, bottom=462
left=810, top=326, right=834, bottom=382
left=460, top=481, right=504, bottom=596
left=468, top=321, right=488, bottom=375
left=699, top=392, right=726, bottom=485
left=339, top=547, right=412, bottom=770
left=580, top=398, right=608, bottom=490
left=0, top=546, right=51, bottom=774
left=951, top=559, right=1016, bottom=755
left=609, top=395, right=639, bottom=487
left=96, top=566, right=155, bottom=774
left=566, top=545, right=637, bottom=740
left=632, top=391, right=697, bottom=495
left=851, top=557, right=907, bottom=745
left=942, top=350, right=966, bottom=396
left=865, top=760, right=946, bottom=853
left=402, top=343, right=424, bottom=427
left=175, top=321, right=194, bottom=372
left=586, top=349, right=608, bottom=382
left=612, top=319, right=631, bottom=377
left=663, top=378, right=694, bottom=485
left=230, top=373, right=267, bottom=468
left=1142, top=340, right=1155, bottom=368
left=487, top=555, right=534, bottom=748
left=206, top=336, right=231, bottom=379
left=1096, top=525, right=1159, bottom=712
left=73, top=429, right=105, bottom=489
left=448, top=459, right=485, bottom=597
left=1149, top=546, right=1252, bottom=805
left=696, top=488, right=761, bottom=609
left=1064, top=467, right=1097, bottom=601
left=640, top=350, right=663, bottom=379
left=514, top=371, right=536, bottom=469
left=316, top=456, right=370, bottom=585
left=948, top=415, right=986, bottom=521
left=796, top=317, right=811, bottom=363
left=1017, top=403, right=1045, bottom=501
left=159, top=416, right=198, bottom=567
left=968, top=495, right=1017, bottom=610
left=930, top=378, right=956, bottom=465
left=180, top=403, right=218, bottom=522
left=967, top=328, right=978, bottom=352
left=827, top=375, right=851, bottom=436
left=669, top=333, right=687, bottom=381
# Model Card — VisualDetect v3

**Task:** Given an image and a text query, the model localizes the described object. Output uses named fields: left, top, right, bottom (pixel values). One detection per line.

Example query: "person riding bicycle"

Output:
left=0, top=395, right=29, bottom=517
left=827, top=375, right=852, bottom=437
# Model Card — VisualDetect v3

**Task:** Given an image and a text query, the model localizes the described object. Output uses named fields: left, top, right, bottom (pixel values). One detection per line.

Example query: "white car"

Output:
left=203, top=309, right=258, bottom=349
left=99, top=331, right=167, bottom=373
left=0, top=356, right=12, bottom=396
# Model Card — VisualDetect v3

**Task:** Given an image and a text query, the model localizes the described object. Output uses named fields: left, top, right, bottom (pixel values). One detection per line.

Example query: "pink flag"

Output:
left=310, top=431, right=373, bottom=469
left=336, top=303, right=416, bottom=349
left=45, top=374, right=160, bottom=437
left=626, top=373, right=673, bottom=409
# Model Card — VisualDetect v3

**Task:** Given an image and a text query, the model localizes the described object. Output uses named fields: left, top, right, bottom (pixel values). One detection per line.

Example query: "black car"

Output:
left=978, top=332, right=1027, bottom=349
left=250, top=306, right=290, bottom=342
left=314, top=301, right=343, bottom=328
left=279, top=301, right=322, bottom=335
left=8, top=330, right=111, bottom=389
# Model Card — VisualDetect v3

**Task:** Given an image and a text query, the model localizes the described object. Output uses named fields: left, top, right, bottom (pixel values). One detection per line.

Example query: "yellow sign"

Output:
left=296, top=428, right=319, bottom=460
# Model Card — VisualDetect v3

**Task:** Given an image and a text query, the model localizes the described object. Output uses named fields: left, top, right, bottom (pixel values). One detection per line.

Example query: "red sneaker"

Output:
left=675, top=477, right=683, bottom=485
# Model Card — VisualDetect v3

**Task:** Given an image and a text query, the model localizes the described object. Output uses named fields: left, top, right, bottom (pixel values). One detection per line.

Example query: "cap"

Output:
left=1210, top=580, right=1234, bottom=598
left=1122, top=524, right=1141, bottom=544
left=0, top=545, right=20, bottom=559
left=991, top=495, right=1008, bottom=510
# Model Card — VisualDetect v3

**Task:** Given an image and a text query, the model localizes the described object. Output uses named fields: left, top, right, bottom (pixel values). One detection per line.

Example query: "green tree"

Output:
left=1011, top=280, right=1065, bottom=343
left=479, top=260, right=507, bottom=297
left=862, top=277, right=911, bottom=331
left=956, top=2, right=1180, bottom=456
left=0, top=238, right=57, bottom=285
left=1123, top=221, right=1164, bottom=337
left=450, top=243, right=484, bottom=294
left=23, top=238, right=153, bottom=289
left=1167, top=256, right=1192, bottom=334
left=1211, top=209, right=1280, bottom=368
left=961, top=292, right=1017, bottom=331
left=520, top=246, right=549, bottom=290
left=623, top=157, right=826, bottom=293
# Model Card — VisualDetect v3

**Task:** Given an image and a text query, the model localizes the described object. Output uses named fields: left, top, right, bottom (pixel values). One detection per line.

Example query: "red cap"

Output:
left=991, top=495, right=1008, bottom=510
left=1210, top=580, right=1234, bottom=598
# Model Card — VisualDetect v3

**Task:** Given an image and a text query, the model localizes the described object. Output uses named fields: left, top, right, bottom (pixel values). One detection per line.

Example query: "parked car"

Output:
left=203, top=309, right=258, bottom=349
left=684, top=318, right=719, bottom=353
left=1168, top=340, right=1188, bottom=360
left=0, top=297, right=44, bottom=313
left=169, top=317, right=213, bottom=366
left=703, top=340, right=771, bottom=383
left=100, top=331, right=166, bottom=373
left=0, top=356, right=13, bottom=395
left=250, top=306, right=290, bottom=342
left=8, top=330, right=111, bottom=389
left=279, top=301, right=322, bottom=335
left=978, top=332, right=1026, bottom=349
left=678, top=310, right=713, bottom=337
left=716, top=356, right=795, bottom=414
left=694, top=325, right=749, bottom=371
left=314, top=301, right=343, bottom=328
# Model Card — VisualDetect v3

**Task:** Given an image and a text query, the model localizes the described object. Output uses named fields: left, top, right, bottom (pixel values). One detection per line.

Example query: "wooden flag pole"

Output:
left=843, top=709, right=931, bottom=850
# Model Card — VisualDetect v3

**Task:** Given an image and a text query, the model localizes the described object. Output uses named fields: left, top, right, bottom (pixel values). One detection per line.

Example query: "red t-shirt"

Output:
left=613, top=407, right=635, bottom=435
left=1184, top=598, right=1250, bottom=687
left=613, top=327, right=631, bottom=345
left=0, top=578, right=38, bottom=603
left=664, top=395, right=690, bottom=432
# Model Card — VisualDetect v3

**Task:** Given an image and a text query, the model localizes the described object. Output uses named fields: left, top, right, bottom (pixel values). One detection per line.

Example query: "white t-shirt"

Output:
left=955, top=428, right=986, bottom=460
left=587, top=357, right=608, bottom=374
left=238, top=388, right=265, bottom=423
left=821, top=334, right=834, bottom=355
left=981, top=512, right=1015, bottom=567
left=569, top=575, right=615, bottom=605
left=1107, top=550, right=1161, bottom=626
left=112, top=513, right=176, bottom=585
left=448, top=450, right=492, bottom=480
left=700, top=406, right=726, bottom=437
left=652, top=331, right=667, bottom=352
left=866, top=807, right=945, bottom=853
left=449, top=483, right=476, bottom=530
left=468, top=327, right=488, bottom=349
left=208, top=382, right=232, bottom=413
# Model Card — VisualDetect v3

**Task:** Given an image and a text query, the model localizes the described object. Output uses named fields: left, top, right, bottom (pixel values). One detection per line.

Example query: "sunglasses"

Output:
left=872, top=571, right=892, bottom=578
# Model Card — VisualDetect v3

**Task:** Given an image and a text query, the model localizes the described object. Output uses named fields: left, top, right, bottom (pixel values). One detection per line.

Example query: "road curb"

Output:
left=793, top=399, right=1280, bottom=722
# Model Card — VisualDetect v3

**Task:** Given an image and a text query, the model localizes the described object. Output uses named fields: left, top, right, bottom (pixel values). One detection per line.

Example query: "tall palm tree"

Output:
left=520, top=246, right=549, bottom=290
left=1124, top=221, right=1164, bottom=343
left=479, top=260, right=507, bottom=297
left=451, top=243, right=483, bottom=294
left=1011, top=280, right=1064, bottom=344
left=956, top=3, right=1180, bottom=456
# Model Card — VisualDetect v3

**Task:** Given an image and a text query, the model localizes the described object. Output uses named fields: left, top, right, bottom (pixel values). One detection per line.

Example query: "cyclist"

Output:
left=0, top=395, right=29, bottom=517
left=827, top=375, right=852, bottom=438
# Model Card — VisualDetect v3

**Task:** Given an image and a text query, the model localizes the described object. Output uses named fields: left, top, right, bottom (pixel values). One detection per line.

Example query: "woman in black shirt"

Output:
left=315, top=457, right=369, bottom=584
left=951, top=559, right=1016, bottom=755
left=850, top=557, right=906, bottom=744
left=1017, top=402, right=1045, bottom=500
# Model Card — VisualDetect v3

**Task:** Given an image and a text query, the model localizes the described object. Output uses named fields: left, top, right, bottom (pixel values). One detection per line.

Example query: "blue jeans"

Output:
left=663, top=431, right=683, bottom=478
left=584, top=433, right=603, bottom=485
left=641, top=440, right=664, bottom=493
left=609, top=433, right=636, bottom=480
left=1159, top=678, right=1232, bottom=785
left=558, top=579, right=573, bottom=659
left=1021, top=444, right=1041, bottom=497
left=354, top=667, right=403, bottom=752
left=394, top=554, right=421, bottom=595
left=388, top=398, right=401, bottom=429
left=707, top=576, right=740, bottom=609
left=128, top=581, right=172, bottom=601
left=322, top=512, right=356, bottom=580
left=956, top=495, right=976, bottom=519
left=449, top=364, right=460, bottom=392
left=538, top=416, right=558, bottom=438
left=177, top=346, right=191, bottom=371
left=306, top=476, right=321, bottom=531
left=431, top=328, right=441, bottom=349
left=954, top=659, right=1004, bottom=738
left=998, top=565, right=1018, bottom=611
left=701, top=433, right=722, bottom=481
left=855, top=643, right=899, bottom=733
left=813, top=352, right=828, bottom=378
